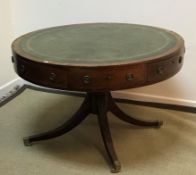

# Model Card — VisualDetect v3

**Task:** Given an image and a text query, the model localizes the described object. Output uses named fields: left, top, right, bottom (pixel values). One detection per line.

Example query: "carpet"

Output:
left=0, top=89, right=195, bottom=175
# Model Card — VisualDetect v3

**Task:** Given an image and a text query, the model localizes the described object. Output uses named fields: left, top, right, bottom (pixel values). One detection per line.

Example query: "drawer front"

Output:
left=13, top=54, right=184, bottom=91
left=147, top=56, right=183, bottom=83
left=68, top=64, right=146, bottom=91
left=15, top=58, right=68, bottom=89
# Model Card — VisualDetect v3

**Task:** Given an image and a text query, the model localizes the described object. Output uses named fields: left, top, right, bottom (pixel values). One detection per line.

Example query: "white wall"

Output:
left=4, top=0, right=196, bottom=106
left=0, top=0, right=16, bottom=86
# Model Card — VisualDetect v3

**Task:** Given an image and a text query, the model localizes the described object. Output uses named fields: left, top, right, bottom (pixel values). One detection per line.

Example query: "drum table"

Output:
left=12, top=23, right=185, bottom=173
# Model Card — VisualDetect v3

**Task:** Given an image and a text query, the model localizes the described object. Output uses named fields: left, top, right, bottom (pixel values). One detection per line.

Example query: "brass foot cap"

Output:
left=23, top=137, right=33, bottom=146
left=111, top=161, right=121, bottom=173
left=155, top=121, right=163, bottom=128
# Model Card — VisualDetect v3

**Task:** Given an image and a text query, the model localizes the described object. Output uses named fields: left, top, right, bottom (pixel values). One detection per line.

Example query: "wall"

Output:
left=7, top=0, right=196, bottom=106
left=0, top=0, right=16, bottom=86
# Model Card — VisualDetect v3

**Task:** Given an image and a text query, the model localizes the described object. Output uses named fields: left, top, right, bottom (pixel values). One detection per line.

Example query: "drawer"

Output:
left=147, top=56, right=183, bottom=83
left=68, top=64, right=146, bottom=91
left=15, top=58, right=68, bottom=89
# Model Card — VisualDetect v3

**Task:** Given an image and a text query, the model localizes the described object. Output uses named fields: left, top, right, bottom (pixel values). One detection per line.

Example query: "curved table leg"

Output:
left=108, top=95, right=163, bottom=127
left=23, top=96, right=90, bottom=146
left=97, top=93, right=121, bottom=173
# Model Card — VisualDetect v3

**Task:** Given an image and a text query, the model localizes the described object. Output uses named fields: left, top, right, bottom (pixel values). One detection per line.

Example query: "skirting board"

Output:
left=0, top=78, right=196, bottom=108
left=112, top=91, right=196, bottom=108
left=0, top=78, right=24, bottom=104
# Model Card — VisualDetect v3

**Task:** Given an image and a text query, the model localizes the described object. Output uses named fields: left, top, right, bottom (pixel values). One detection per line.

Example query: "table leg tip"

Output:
left=111, top=161, right=121, bottom=173
left=23, top=137, right=33, bottom=146
left=111, top=167, right=121, bottom=173
left=158, top=121, right=163, bottom=126
left=154, top=121, right=163, bottom=128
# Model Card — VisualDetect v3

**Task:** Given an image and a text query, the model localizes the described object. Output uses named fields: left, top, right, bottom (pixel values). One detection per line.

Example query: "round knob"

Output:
left=20, top=64, right=25, bottom=73
left=126, top=73, right=134, bottom=81
left=83, top=75, right=91, bottom=84
left=179, top=56, right=183, bottom=64
left=106, top=75, right=112, bottom=80
left=49, top=73, right=56, bottom=81
left=11, top=56, right=14, bottom=63
left=157, top=66, right=164, bottom=75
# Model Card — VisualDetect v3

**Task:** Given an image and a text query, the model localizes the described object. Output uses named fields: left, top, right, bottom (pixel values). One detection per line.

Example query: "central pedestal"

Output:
left=23, top=92, right=163, bottom=173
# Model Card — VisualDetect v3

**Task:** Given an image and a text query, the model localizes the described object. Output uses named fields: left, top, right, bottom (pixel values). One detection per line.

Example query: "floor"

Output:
left=0, top=89, right=196, bottom=175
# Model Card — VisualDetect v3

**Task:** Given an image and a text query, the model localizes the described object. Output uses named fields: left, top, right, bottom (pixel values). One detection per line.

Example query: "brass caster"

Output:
left=110, top=161, right=121, bottom=173
left=154, top=121, right=163, bottom=128
left=23, top=137, right=33, bottom=146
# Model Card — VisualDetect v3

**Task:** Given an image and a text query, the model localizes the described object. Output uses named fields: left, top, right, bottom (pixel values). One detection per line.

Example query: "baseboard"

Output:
left=25, top=81, right=196, bottom=108
left=1, top=78, right=196, bottom=109
left=112, top=91, right=196, bottom=108
left=0, top=78, right=25, bottom=104
left=23, top=80, right=85, bottom=96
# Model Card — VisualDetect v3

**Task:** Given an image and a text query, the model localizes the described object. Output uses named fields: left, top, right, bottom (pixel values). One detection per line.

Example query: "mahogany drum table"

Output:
left=11, top=23, right=185, bottom=173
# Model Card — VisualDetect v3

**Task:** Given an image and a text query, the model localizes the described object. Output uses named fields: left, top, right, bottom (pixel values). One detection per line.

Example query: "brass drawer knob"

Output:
left=106, top=75, right=112, bottom=80
left=11, top=56, right=14, bottom=63
left=126, top=73, right=134, bottom=81
left=20, top=64, right=25, bottom=73
left=179, top=56, right=183, bottom=64
left=83, top=75, right=91, bottom=84
left=157, top=66, right=164, bottom=75
left=49, top=73, right=56, bottom=81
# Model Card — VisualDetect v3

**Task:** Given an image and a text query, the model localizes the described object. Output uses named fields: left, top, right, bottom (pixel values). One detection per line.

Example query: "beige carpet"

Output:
left=0, top=89, right=196, bottom=175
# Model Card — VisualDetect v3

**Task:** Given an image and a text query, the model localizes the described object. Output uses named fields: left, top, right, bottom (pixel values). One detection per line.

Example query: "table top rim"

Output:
left=12, top=23, right=184, bottom=67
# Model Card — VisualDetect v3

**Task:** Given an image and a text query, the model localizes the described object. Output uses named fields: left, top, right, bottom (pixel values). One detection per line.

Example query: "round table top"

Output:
left=12, top=23, right=182, bottom=66
left=12, top=23, right=185, bottom=91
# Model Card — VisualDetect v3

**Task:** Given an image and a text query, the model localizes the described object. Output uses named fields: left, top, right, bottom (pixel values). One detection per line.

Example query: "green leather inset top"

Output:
left=14, top=23, right=179, bottom=65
